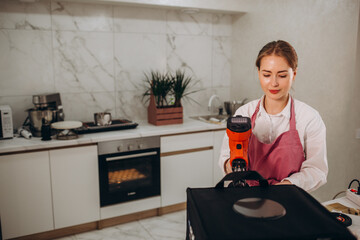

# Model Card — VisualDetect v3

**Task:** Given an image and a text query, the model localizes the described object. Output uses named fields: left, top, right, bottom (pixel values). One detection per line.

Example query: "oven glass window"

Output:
left=106, top=156, right=153, bottom=193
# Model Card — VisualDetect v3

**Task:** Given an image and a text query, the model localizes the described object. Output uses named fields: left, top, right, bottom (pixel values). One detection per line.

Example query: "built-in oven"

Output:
left=98, top=136, right=160, bottom=207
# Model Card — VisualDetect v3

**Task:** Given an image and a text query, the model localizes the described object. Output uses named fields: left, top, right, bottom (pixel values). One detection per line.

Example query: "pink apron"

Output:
left=248, top=97, right=305, bottom=185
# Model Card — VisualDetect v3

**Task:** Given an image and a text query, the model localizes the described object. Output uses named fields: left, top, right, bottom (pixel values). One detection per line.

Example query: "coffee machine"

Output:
left=26, top=93, right=65, bottom=137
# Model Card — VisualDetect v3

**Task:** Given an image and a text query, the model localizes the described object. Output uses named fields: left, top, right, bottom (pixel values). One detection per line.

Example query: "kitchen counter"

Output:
left=0, top=118, right=226, bottom=155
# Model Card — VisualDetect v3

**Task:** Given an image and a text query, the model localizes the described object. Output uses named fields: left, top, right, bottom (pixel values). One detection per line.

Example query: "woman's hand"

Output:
left=275, top=180, right=292, bottom=185
left=224, top=159, right=232, bottom=174
left=225, top=160, right=293, bottom=186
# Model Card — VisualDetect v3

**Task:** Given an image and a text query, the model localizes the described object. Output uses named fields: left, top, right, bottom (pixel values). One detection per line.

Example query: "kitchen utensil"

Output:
left=224, top=99, right=247, bottom=116
left=51, top=121, right=82, bottom=140
left=94, top=112, right=112, bottom=126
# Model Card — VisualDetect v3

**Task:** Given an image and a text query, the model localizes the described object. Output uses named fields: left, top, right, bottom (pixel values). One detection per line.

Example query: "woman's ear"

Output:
left=292, top=68, right=297, bottom=81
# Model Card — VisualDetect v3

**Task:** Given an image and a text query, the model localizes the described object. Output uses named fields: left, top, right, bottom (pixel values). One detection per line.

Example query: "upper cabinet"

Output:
left=59, top=0, right=250, bottom=14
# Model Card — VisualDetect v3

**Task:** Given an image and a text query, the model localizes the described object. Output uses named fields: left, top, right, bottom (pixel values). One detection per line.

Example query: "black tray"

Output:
left=75, top=119, right=138, bottom=134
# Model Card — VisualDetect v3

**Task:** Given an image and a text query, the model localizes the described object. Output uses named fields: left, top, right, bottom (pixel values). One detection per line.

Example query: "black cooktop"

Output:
left=75, top=119, right=138, bottom=134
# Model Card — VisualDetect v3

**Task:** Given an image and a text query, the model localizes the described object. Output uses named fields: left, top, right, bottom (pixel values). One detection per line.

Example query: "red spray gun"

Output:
left=226, top=115, right=252, bottom=172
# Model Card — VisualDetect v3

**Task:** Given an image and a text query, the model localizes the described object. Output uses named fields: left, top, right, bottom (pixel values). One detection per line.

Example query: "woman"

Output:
left=219, top=40, right=328, bottom=192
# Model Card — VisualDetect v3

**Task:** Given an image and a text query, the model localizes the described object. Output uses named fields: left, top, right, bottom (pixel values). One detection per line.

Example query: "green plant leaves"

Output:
left=143, top=70, right=200, bottom=108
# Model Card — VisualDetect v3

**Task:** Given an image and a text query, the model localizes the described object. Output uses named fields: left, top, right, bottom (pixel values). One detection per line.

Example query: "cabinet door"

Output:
left=0, top=151, right=54, bottom=239
left=50, top=145, right=100, bottom=229
left=161, top=132, right=213, bottom=153
left=213, top=130, right=226, bottom=185
left=161, top=149, right=213, bottom=207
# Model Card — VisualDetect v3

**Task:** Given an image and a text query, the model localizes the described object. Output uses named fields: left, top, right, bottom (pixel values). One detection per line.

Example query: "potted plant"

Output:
left=172, top=70, right=199, bottom=108
left=143, top=71, right=173, bottom=108
left=143, top=69, right=198, bottom=126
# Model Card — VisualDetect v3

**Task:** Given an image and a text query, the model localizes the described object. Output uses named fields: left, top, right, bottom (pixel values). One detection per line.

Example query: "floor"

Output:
left=56, top=210, right=186, bottom=240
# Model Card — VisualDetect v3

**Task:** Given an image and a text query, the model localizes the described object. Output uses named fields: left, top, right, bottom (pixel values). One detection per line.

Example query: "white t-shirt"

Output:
left=219, top=96, right=328, bottom=192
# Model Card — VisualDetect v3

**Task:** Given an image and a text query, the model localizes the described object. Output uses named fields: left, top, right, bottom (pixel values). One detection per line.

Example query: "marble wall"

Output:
left=0, top=0, right=233, bottom=129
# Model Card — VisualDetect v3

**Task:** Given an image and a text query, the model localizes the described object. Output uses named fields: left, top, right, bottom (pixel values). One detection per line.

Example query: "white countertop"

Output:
left=322, top=197, right=360, bottom=239
left=0, top=118, right=226, bottom=154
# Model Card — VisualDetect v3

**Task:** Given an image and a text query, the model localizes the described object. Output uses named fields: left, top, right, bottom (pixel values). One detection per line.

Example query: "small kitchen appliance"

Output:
left=26, top=93, right=65, bottom=137
left=0, top=105, right=14, bottom=139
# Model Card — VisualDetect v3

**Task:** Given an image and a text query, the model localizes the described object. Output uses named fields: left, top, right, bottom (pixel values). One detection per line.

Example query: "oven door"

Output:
left=98, top=148, right=160, bottom=207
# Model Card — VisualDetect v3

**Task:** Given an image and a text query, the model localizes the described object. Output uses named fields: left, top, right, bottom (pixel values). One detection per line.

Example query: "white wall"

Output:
left=232, top=0, right=360, bottom=201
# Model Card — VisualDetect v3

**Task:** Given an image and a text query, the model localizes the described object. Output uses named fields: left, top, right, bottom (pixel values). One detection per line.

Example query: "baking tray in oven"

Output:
left=75, top=119, right=138, bottom=134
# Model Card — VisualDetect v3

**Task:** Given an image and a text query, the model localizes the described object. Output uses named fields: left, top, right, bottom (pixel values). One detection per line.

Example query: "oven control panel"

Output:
left=98, top=136, right=160, bottom=155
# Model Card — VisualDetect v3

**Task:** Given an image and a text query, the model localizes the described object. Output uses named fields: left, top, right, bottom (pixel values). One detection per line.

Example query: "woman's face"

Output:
left=258, top=54, right=296, bottom=102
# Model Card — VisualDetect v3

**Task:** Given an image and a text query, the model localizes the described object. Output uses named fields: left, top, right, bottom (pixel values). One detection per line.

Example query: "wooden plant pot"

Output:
left=147, top=94, right=183, bottom=126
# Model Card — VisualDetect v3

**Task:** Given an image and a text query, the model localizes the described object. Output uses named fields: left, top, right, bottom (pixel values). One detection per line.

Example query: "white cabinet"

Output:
left=0, top=151, right=54, bottom=239
left=161, top=132, right=214, bottom=207
left=161, top=132, right=213, bottom=153
left=0, top=129, right=225, bottom=238
left=50, top=145, right=100, bottom=229
left=161, top=150, right=213, bottom=206
left=213, top=130, right=226, bottom=185
left=0, top=145, right=100, bottom=239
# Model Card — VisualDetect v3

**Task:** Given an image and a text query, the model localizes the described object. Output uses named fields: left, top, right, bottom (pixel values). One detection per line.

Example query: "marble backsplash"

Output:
left=0, top=0, right=233, bottom=129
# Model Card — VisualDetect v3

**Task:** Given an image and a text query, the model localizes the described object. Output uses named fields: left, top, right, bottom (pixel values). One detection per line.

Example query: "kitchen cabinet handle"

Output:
left=160, top=146, right=213, bottom=157
left=105, top=151, right=158, bottom=161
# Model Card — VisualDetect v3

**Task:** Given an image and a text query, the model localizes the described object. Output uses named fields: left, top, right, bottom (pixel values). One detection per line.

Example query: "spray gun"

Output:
left=226, top=115, right=252, bottom=186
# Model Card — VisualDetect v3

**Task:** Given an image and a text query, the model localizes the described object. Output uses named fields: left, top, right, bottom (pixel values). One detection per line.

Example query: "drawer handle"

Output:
left=160, top=146, right=213, bottom=157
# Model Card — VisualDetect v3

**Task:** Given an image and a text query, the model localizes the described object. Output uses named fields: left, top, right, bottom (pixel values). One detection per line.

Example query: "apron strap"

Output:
left=289, top=97, right=296, bottom=131
left=251, top=99, right=261, bottom=128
